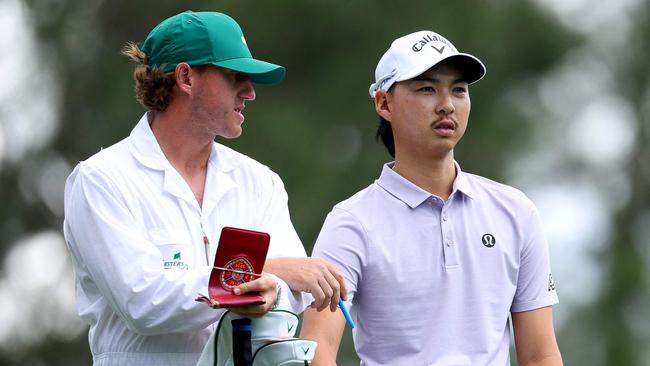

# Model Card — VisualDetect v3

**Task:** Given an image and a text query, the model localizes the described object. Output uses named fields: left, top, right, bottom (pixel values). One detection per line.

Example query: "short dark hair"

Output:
left=375, top=116, right=395, bottom=158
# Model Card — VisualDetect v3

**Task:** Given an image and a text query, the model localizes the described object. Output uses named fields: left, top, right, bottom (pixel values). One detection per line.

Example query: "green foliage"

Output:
left=5, top=0, right=649, bottom=364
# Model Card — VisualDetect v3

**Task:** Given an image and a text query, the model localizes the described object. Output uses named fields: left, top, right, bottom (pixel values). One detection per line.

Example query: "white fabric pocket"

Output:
left=252, top=339, right=317, bottom=365
left=149, top=229, right=193, bottom=271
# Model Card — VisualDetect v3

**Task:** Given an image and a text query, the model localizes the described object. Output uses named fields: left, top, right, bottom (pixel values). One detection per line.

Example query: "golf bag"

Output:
left=196, top=310, right=317, bottom=366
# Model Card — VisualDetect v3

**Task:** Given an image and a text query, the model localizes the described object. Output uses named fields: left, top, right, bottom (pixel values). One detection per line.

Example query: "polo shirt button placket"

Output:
left=441, top=205, right=459, bottom=268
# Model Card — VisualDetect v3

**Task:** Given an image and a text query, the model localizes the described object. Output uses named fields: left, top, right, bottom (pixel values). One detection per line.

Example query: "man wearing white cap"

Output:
left=301, top=31, right=562, bottom=365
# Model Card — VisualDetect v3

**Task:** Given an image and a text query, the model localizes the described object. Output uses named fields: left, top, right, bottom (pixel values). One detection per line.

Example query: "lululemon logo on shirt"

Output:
left=481, top=233, right=496, bottom=248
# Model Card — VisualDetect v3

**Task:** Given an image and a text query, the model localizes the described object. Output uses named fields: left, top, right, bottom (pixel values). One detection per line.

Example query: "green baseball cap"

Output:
left=142, top=11, right=285, bottom=84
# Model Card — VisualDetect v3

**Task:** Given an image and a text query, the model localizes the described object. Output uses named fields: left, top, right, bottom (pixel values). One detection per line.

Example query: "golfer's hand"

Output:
left=230, top=273, right=278, bottom=317
left=264, top=257, right=347, bottom=312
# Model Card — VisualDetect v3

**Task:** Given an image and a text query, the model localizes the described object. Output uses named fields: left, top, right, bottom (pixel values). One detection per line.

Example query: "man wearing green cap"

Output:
left=63, top=11, right=344, bottom=366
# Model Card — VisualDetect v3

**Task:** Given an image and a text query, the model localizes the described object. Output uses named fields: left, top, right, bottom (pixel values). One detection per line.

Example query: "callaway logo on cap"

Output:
left=369, top=30, right=486, bottom=98
left=142, top=11, right=285, bottom=84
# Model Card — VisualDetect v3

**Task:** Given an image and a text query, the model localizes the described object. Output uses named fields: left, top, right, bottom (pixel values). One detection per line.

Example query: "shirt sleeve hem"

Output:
left=511, top=296, right=559, bottom=313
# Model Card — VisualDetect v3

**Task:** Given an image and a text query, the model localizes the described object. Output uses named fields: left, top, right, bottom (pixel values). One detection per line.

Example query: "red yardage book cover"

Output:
left=195, top=227, right=270, bottom=308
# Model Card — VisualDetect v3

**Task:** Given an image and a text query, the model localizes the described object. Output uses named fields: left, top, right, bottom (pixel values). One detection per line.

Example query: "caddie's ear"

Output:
left=374, top=89, right=392, bottom=122
left=174, top=62, right=194, bottom=95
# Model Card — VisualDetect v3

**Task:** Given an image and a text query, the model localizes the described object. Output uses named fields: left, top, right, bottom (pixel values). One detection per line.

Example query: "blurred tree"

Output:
left=591, top=4, right=650, bottom=365
left=4, top=0, right=646, bottom=365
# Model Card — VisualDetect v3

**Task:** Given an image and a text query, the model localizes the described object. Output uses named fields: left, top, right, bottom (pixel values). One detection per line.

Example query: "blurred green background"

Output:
left=1, top=0, right=649, bottom=365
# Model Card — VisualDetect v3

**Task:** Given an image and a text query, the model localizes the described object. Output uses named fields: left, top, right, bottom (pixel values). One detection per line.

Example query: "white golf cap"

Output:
left=369, top=30, right=486, bottom=98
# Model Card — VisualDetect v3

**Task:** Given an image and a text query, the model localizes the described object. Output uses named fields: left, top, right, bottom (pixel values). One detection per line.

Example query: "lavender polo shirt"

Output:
left=313, top=162, right=558, bottom=366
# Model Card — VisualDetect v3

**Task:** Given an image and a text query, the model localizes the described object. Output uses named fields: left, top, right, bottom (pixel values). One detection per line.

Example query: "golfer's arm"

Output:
left=301, top=307, right=346, bottom=366
left=512, top=306, right=563, bottom=366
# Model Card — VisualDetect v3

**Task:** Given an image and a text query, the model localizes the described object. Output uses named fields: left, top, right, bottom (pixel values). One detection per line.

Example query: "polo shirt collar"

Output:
left=452, top=162, right=476, bottom=199
left=376, top=161, right=475, bottom=208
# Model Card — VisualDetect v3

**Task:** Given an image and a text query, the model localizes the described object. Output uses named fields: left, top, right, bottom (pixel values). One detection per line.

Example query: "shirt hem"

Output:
left=510, top=296, right=559, bottom=313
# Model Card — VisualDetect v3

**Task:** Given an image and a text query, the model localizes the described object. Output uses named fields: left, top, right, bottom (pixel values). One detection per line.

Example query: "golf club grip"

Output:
left=232, top=318, right=253, bottom=366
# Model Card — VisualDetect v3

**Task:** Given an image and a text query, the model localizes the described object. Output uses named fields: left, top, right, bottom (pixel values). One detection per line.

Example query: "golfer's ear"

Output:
left=375, top=90, right=392, bottom=121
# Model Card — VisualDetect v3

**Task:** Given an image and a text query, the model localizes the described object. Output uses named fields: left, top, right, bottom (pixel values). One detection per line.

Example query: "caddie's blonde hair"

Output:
left=121, top=42, right=176, bottom=112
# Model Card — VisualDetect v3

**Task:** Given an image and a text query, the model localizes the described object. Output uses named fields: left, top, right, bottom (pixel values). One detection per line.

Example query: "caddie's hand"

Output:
left=264, top=257, right=348, bottom=312
left=230, top=273, right=278, bottom=317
